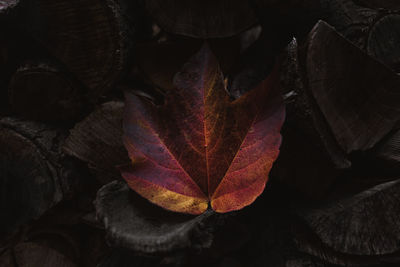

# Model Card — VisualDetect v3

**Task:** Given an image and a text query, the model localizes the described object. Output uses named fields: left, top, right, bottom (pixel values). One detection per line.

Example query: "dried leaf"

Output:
left=121, top=44, right=285, bottom=214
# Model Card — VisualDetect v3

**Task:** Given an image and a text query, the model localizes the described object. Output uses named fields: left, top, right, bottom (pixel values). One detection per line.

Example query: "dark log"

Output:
left=281, top=38, right=350, bottom=169
left=21, top=222, right=109, bottom=267
left=13, top=242, right=77, bottom=267
left=320, top=0, right=377, bottom=49
left=22, top=0, right=133, bottom=100
left=320, top=1, right=400, bottom=73
left=8, top=62, right=86, bottom=122
left=63, top=101, right=128, bottom=184
left=299, top=20, right=400, bottom=154
left=0, top=249, right=15, bottom=267
left=145, top=0, right=257, bottom=38
left=0, top=118, right=83, bottom=245
left=375, top=128, right=400, bottom=168
left=353, top=0, right=400, bottom=10
left=367, top=13, right=400, bottom=72
left=295, top=179, right=400, bottom=265
left=95, top=181, right=223, bottom=254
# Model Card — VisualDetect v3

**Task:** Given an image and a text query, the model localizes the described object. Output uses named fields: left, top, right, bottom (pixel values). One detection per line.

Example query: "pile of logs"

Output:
left=1, top=0, right=400, bottom=266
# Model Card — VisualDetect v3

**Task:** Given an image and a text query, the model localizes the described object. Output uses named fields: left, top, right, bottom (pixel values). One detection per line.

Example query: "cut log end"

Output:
left=145, top=0, right=257, bottom=38
left=8, top=63, right=85, bottom=122
left=95, top=180, right=220, bottom=254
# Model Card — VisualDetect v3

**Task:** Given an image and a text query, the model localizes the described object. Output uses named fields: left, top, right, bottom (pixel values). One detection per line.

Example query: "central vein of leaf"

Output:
left=202, top=72, right=210, bottom=199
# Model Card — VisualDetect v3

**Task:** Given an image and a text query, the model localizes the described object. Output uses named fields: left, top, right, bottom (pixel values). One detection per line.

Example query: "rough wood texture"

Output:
left=376, top=128, right=400, bottom=167
left=354, top=0, right=400, bottom=10
left=23, top=0, right=131, bottom=100
left=300, top=21, right=400, bottom=153
left=320, top=0, right=377, bottom=49
left=145, top=0, right=257, bottom=38
left=8, top=62, right=85, bottom=121
left=95, top=181, right=221, bottom=254
left=63, top=101, right=127, bottom=184
left=296, top=179, right=400, bottom=264
left=321, top=1, right=400, bottom=74
left=13, top=242, right=77, bottom=267
left=281, top=38, right=350, bottom=169
left=0, top=118, right=82, bottom=244
left=367, top=13, right=400, bottom=72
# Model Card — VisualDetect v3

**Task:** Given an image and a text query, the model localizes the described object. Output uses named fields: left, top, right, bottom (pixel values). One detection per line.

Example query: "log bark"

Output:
left=8, top=62, right=86, bottom=122
left=281, top=38, right=350, bottom=169
left=0, top=118, right=84, bottom=246
left=375, top=128, right=400, bottom=169
left=22, top=0, right=133, bottom=100
left=63, top=101, right=127, bottom=184
left=367, top=13, right=400, bottom=72
left=299, top=21, right=400, bottom=154
left=320, top=0, right=377, bottom=49
left=13, top=242, right=77, bottom=267
left=95, top=181, right=223, bottom=254
left=354, top=0, right=400, bottom=10
left=294, top=179, right=400, bottom=265
left=145, top=0, right=257, bottom=38
left=321, top=0, right=400, bottom=73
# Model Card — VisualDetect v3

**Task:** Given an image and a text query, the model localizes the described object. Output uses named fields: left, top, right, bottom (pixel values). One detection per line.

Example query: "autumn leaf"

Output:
left=120, top=44, right=285, bottom=214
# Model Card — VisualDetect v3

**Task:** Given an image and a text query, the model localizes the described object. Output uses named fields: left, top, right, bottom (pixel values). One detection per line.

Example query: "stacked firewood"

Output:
left=1, top=0, right=400, bottom=266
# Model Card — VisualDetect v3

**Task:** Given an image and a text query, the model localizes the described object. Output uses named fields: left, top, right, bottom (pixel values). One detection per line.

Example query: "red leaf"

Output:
left=121, top=44, right=285, bottom=214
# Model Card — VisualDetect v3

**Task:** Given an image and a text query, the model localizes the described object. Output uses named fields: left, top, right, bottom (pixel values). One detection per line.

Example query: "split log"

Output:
left=95, top=181, right=223, bottom=254
left=375, top=128, right=400, bottom=169
left=145, top=0, right=257, bottom=38
left=13, top=242, right=77, bottom=267
left=299, top=21, right=400, bottom=154
left=8, top=62, right=86, bottom=122
left=367, top=13, right=400, bottom=72
left=0, top=118, right=84, bottom=245
left=281, top=38, right=350, bottom=169
left=19, top=223, right=109, bottom=267
left=63, top=101, right=128, bottom=184
left=294, top=179, right=400, bottom=265
left=321, top=0, right=400, bottom=73
left=22, top=0, right=133, bottom=100
left=353, top=0, right=400, bottom=10
left=320, top=0, right=377, bottom=49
